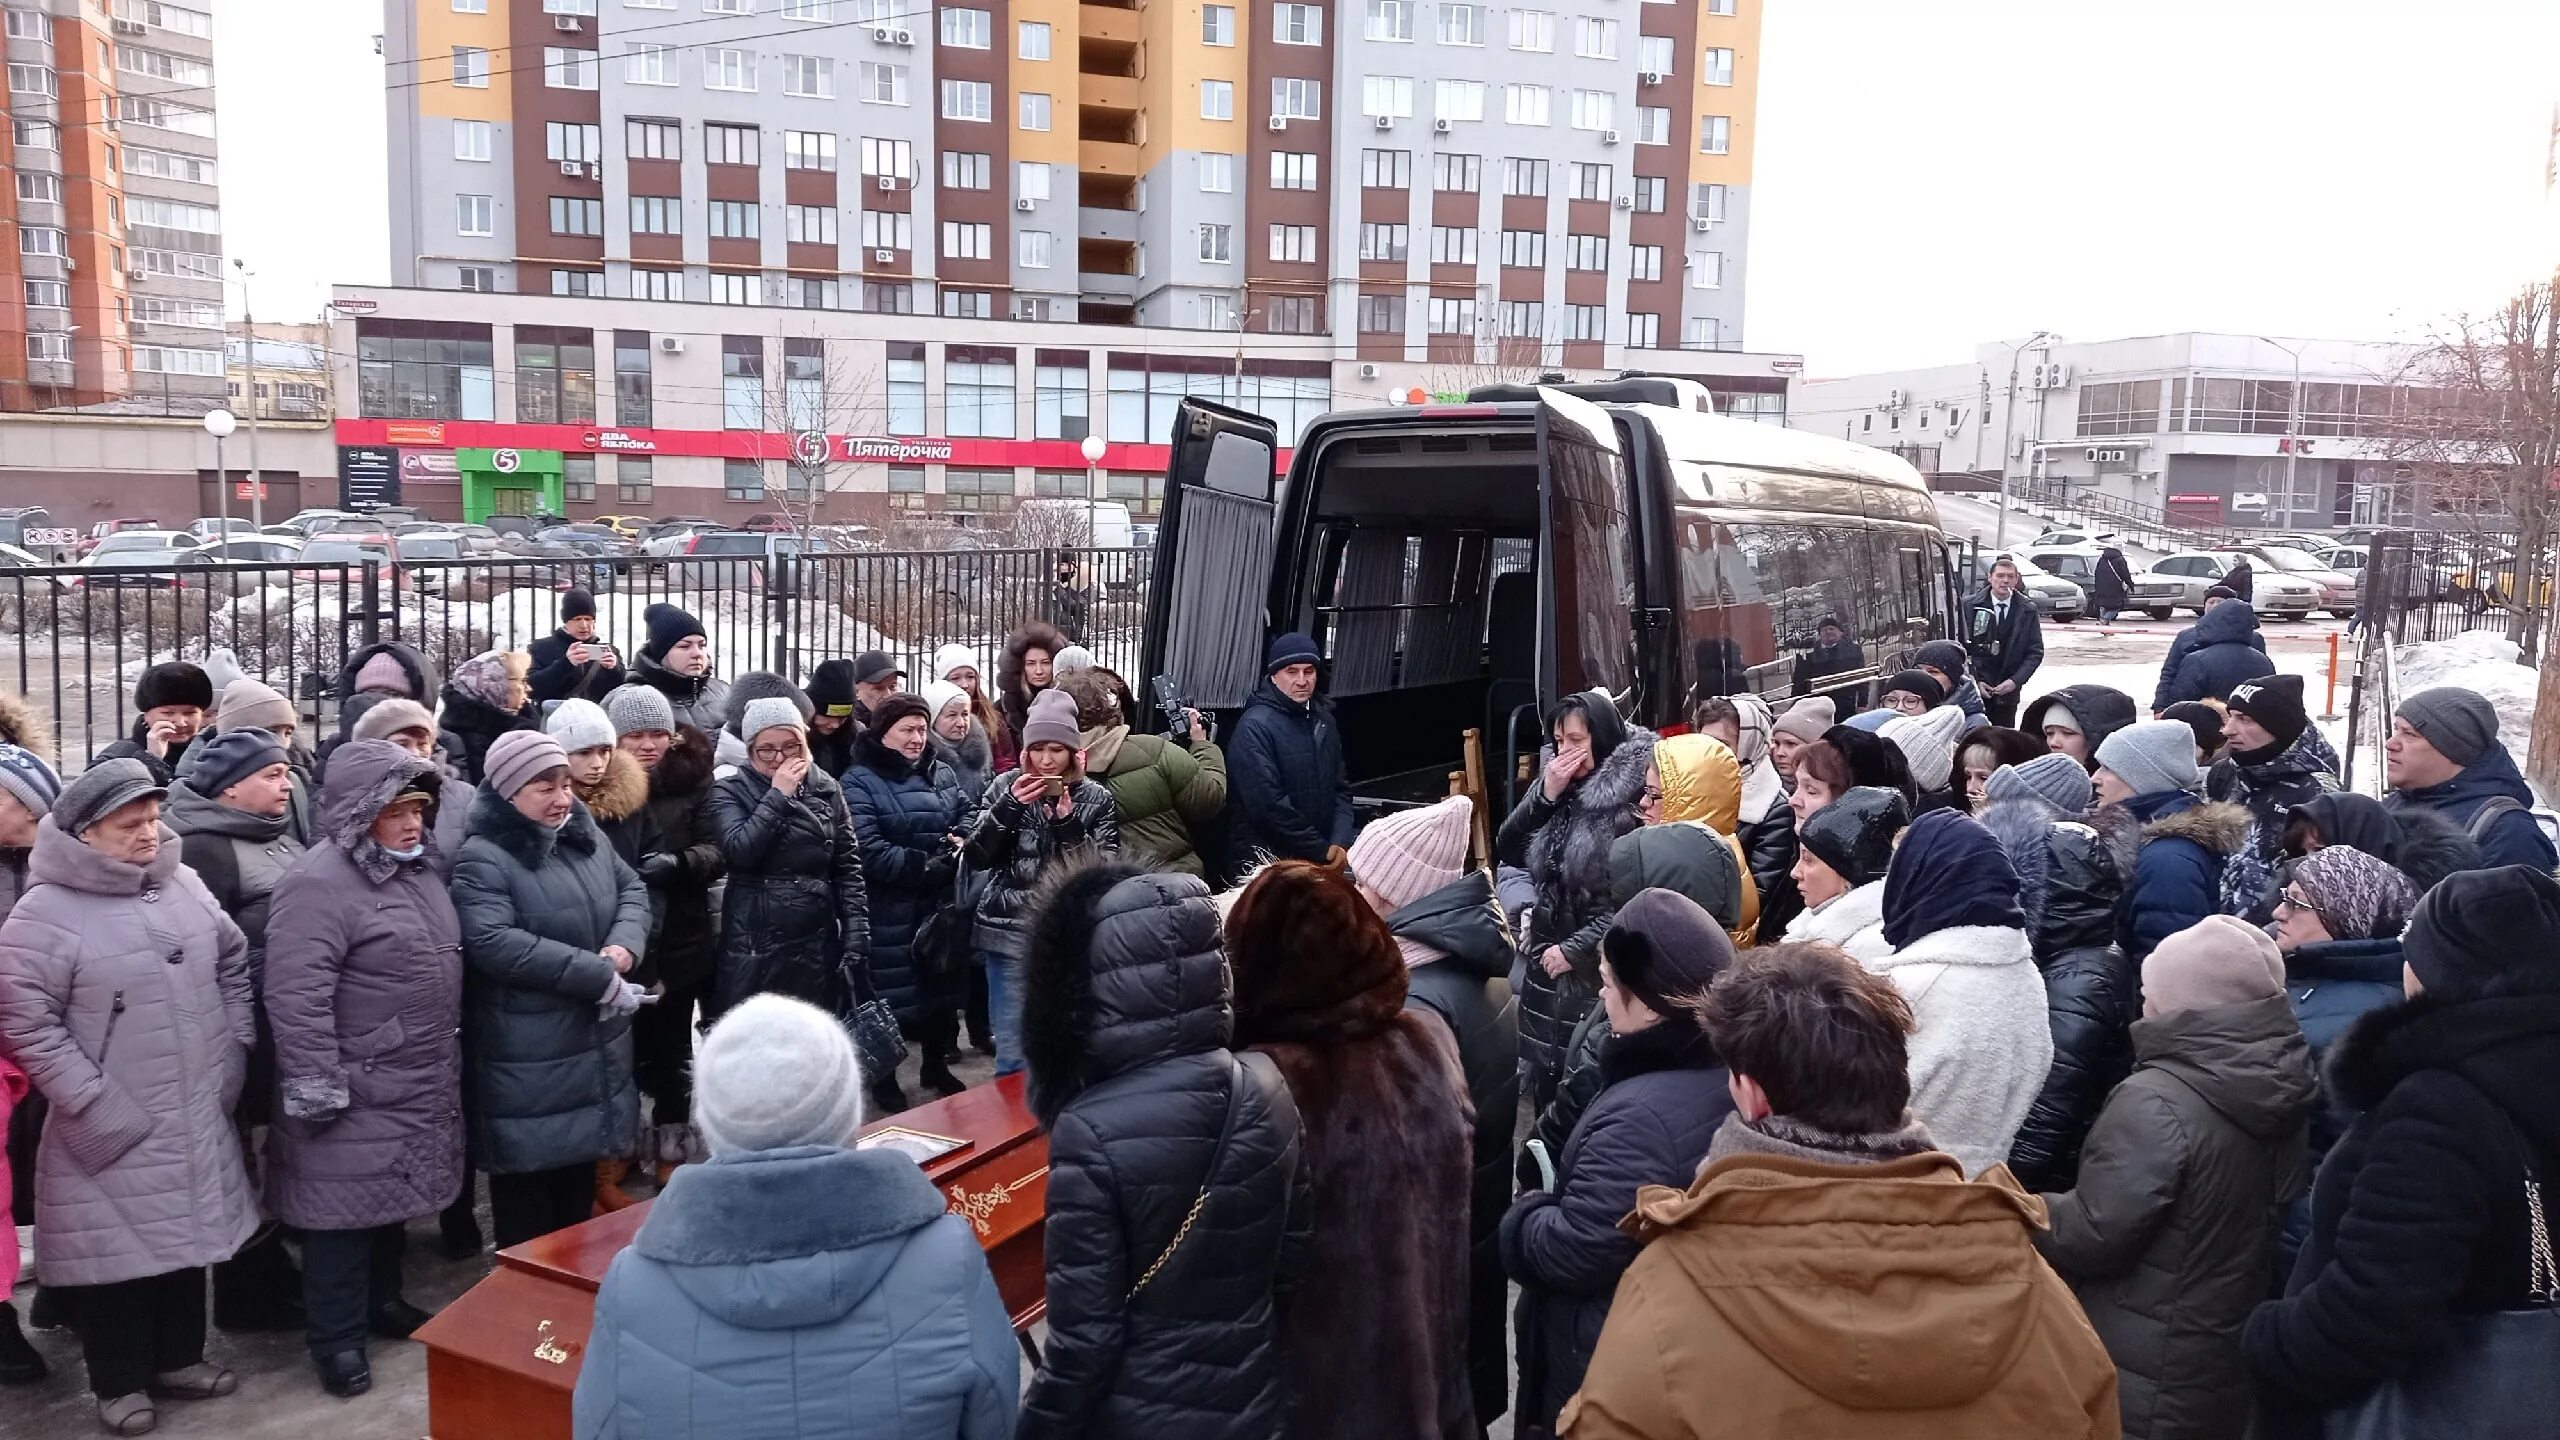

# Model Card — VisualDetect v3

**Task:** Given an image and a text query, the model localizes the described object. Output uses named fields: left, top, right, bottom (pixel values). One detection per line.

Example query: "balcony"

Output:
left=1079, top=140, right=1139, bottom=179
left=1079, top=270, right=1137, bottom=300
left=1079, top=72, right=1139, bottom=114
left=1079, top=3, right=1139, bottom=46
left=1078, top=206, right=1137, bottom=243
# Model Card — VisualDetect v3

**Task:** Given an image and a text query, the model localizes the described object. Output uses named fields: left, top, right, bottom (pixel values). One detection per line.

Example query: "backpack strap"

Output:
left=2466, top=796, right=2526, bottom=842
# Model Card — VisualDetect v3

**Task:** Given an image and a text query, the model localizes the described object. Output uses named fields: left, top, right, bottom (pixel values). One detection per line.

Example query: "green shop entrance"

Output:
left=457, top=448, right=565, bottom=523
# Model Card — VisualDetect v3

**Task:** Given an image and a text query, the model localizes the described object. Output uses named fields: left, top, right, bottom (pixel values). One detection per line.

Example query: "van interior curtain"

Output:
left=1163, top=486, right=1273, bottom=709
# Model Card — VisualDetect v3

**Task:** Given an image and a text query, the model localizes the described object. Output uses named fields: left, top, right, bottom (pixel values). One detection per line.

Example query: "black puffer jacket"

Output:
left=1735, top=808, right=1797, bottom=924
left=2208, top=726, right=2339, bottom=922
left=525, top=627, right=630, bottom=704
left=636, top=725, right=722, bottom=993
left=963, top=769, right=1118, bottom=961
left=1501, top=1020, right=1733, bottom=1433
left=1015, top=862, right=1308, bottom=1440
left=450, top=787, right=649, bottom=1175
left=622, top=654, right=734, bottom=735
left=1388, top=870, right=1520, bottom=1429
left=2040, top=994, right=2317, bottom=1440
left=1225, top=677, right=1356, bottom=864
left=1982, top=797, right=2136, bottom=1193
left=438, top=682, right=540, bottom=787
left=2245, top=973, right=2560, bottom=1438
left=2023, top=684, right=2141, bottom=767
left=705, top=764, right=872, bottom=1021
left=2154, top=602, right=2277, bottom=710
left=840, top=729, right=973, bottom=1023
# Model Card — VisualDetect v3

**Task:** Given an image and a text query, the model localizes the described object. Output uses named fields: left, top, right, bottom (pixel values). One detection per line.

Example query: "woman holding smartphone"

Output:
left=964, top=690, right=1117, bottom=1078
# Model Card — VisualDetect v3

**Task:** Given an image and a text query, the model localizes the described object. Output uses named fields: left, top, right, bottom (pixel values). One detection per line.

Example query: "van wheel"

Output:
left=2148, top=608, right=2173, bottom=621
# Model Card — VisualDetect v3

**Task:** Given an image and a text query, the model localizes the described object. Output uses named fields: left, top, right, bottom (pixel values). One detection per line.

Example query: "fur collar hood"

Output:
left=28, top=814, right=185, bottom=896
left=0, top=691, right=51, bottom=761
left=632, top=1146, right=953, bottom=1326
left=650, top=724, right=716, bottom=803
left=997, top=622, right=1068, bottom=727
left=1529, top=722, right=1661, bottom=924
left=2098, top=797, right=2251, bottom=882
left=466, top=782, right=605, bottom=865
left=1784, top=879, right=1886, bottom=950
left=1021, top=859, right=1231, bottom=1125
left=575, top=749, right=649, bottom=823
left=2324, top=975, right=2560, bottom=1160
left=314, top=740, right=438, bottom=849
left=930, top=720, right=991, bottom=776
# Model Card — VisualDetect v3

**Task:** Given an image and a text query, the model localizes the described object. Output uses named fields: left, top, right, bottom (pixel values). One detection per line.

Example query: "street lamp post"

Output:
left=1080, top=432, right=1107, bottom=554
left=204, top=407, right=237, bottom=538
left=2252, top=335, right=2306, bottom=528
left=1994, top=329, right=2061, bottom=551
left=235, top=261, right=264, bottom=529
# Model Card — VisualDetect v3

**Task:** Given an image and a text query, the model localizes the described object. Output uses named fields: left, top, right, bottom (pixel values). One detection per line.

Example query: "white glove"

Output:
left=597, top=975, right=644, bottom=1019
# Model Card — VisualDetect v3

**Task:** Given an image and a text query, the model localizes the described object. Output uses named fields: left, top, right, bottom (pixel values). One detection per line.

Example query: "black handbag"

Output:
left=2321, top=1091, right=2560, bottom=1440
left=849, top=996, right=909, bottom=1080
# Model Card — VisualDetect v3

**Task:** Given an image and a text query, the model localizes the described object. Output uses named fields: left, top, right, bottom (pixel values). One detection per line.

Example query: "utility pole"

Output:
left=1993, top=329, right=2059, bottom=551
left=235, top=261, right=264, bottom=529
left=2253, top=335, right=2304, bottom=530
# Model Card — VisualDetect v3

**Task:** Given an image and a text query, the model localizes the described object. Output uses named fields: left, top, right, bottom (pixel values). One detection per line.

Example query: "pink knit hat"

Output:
left=1347, top=794, right=1473, bottom=911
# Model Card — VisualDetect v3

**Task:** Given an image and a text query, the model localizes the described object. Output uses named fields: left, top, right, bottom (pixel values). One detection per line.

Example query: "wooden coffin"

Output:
left=414, top=1073, right=1049, bottom=1440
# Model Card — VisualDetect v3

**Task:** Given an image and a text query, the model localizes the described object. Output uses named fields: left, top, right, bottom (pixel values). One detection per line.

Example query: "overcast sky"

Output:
left=216, top=0, right=2559, bottom=375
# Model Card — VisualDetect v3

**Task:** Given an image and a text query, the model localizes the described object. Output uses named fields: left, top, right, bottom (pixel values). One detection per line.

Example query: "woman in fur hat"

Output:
left=995, top=622, right=1068, bottom=770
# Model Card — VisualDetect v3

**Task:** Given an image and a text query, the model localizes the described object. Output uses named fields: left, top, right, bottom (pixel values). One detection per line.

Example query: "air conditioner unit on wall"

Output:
left=1373, top=114, right=1394, bottom=130
left=1613, top=194, right=1633, bottom=210
left=1267, top=115, right=1288, bottom=131
left=1600, top=129, right=1620, bottom=145
left=1641, top=71, right=1663, bottom=85
left=111, top=17, right=143, bottom=34
left=554, top=14, right=581, bottom=30
left=1432, top=117, right=1452, bottom=134
left=890, top=27, right=913, bottom=44
left=1358, top=362, right=1381, bottom=380
left=657, top=336, right=685, bottom=353
left=1016, top=197, right=1035, bottom=211
left=875, top=248, right=895, bottom=263
left=875, top=174, right=897, bottom=191
left=559, top=160, right=583, bottom=177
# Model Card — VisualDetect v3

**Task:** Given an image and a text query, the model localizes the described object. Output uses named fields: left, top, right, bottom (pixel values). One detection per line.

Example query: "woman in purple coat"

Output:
left=263, top=740, right=465, bottom=1400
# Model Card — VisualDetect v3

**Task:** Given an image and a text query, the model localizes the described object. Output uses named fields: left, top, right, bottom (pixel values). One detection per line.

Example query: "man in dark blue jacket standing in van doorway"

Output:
left=1964, top=556, right=2045, bottom=729
left=1227, top=632, right=1357, bottom=867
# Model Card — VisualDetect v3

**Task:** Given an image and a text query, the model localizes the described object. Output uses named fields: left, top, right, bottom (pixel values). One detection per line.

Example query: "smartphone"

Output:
left=1041, top=775, right=1066, bottom=800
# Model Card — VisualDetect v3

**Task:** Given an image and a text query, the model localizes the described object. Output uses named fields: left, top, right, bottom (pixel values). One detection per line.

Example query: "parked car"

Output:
left=2131, top=550, right=2321, bottom=620
left=589, top=514, right=650, bottom=540
left=296, top=537, right=407, bottom=594
left=2239, top=545, right=2360, bottom=618
left=76, top=543, right=195, bottom=590
left=739, top=512, right=792, bottom=534
left=1959, top=550, right=2086, bottom=622
left=184, top=518, right=261, bottom=541
left=0, top=507, right=68, bottom=559
left=183, top=538, right=304, bottom=564
left=657, top=529, right=810, bottom=593
left=0, top=542, right=72, bottom=591
left=395, top=531, right=471, bottom=594
left=76, top=518, right=167, bottom=559
left=2448, top=550, right=2556, bottom=615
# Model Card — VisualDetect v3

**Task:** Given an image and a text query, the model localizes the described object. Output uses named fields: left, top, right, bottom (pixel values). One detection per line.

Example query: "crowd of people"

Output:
left=0, top=572, right=2553, bottom=1440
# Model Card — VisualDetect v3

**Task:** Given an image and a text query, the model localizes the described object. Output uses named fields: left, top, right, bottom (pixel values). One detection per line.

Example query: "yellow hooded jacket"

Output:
left=1652, top=734, right=1760, bottom=943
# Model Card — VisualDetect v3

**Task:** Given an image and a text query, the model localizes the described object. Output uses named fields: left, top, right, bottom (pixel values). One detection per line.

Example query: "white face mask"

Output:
left=381, top=841, right=426, bottom=861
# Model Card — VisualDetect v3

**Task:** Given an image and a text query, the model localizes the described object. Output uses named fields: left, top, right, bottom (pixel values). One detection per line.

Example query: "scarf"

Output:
left=1701, top=1111, right=1938, bottom=1172
left=1729, top=694, right=1787, bottom=824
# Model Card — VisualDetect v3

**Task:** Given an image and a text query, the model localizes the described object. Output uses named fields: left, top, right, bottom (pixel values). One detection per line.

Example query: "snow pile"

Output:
left=2394, top=631, right=2540, bottom=762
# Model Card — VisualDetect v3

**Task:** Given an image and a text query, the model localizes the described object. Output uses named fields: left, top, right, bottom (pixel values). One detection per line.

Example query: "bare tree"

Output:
left=760, top=330, right=884, bottom=541
left=1415, top=327, right=1569, bottom=400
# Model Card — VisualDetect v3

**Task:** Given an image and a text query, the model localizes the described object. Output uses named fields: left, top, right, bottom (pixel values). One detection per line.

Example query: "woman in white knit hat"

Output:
left=573, top=995, right=1019, bottom=1440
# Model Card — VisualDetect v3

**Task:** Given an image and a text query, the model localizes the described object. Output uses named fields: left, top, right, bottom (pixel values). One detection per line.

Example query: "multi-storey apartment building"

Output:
left=383, top=0, right=1757, bottom=355
left=2, top=0, right=225, bottom=413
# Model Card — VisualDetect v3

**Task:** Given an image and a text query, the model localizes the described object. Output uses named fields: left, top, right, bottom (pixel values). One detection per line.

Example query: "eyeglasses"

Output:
left=751, top=743, right=807, bottom=764
left=1639, top=787, right=1664, bottom=806
left=2275, top=889, right=2318, bottom=916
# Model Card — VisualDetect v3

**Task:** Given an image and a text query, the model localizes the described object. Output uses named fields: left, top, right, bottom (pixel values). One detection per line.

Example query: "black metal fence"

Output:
left=2353, top=528, right=2543, bottom=647
left=0, top=546, right=1151, bottom=768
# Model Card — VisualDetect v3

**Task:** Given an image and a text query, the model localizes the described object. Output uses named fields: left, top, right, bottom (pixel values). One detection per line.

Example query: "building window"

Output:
left=1429, top=227, right=1478, bottom=264
left=1267, top=296, right=1319, bottom=334
left=722, top=336, right=764, bottom=428
left=1435, top=79, right=1484, bottom=123
left=1692, top=250, right=1725, bottom=289
left=1018, top=230, right=1052, bottom=268
left=1427, top=297, right=1475, bottom=335
left=1019, top=92, right=1052, bottom=130
left=1504, top=85, right=1548, bottom=126
left=1503, top=157, right=1548, bottom=196
left=942, top=78, right=991, bottom=120
left=1019, top=161, right=1051, bottom=200
left=453, top=119, right=492, bottom=161
left=1358, top=223, right=1408, bottom=262
left=724, top=459, right=764, bottom=502
left=546, top=122, right=602, bottom=162
left=1693, top=183, right=1728, bottom=221
left=1271, top=152, right=1318, bottom=190
left=1499, top=229, right=1546, bottom=267
left=860, top=61, right=906, bottom=104
left=862, top=211, right=913, bottom=250
left=1198, top=224, right=1232, bottom=263
left=940, top=6, right=989, bottom=47
left=629, top=268, right=681, bottom=300
left=1020, top=19, right=1052, bottom=57
left=943, top=468, right=1016, bottom=515
left=562, top=455, right=597, bottom=503
left=1636, top=107, right=1670, bottom=145
left=355, top=319, right=498, bottom=421
left=1700, top=115, right=1731, bottom=154
left=1683, top=316, right=1724, bottom=350
left=1199, top=152, right=1234, bottom=192
left=783, top=53, right=833, bottom=97
left=628, top=117, right=681, bottom=159
left=706, top=123, right=759, bottom=165
left=550, top=197, right=604, bottom=236
left=616, top=457, right=654, bottom=505
left=22, top=279, right=69, bottom=309
left=866, top=281, right=916, bottom=315
left=1273, top=2, right=1321, bottom=45
left=940, top=150, right=990, bottom=189
left=1201, top=4, right=1233, bottom=44
left=885, top=343, right=926, bottom=431
left=1361, top=149, right=1411, bottom=188
left=1036, top=359, right=1090, bottom=439
left=629, top=196, right=680, bottom=234
left=1567, top=162, right=1610, bottom=202
left=1431, top=153, right=1481, bottom=193
left=1574, top=15, right=1616, bottom=58
left=1703, top=47, right=1734, bottom=85
left=862, top=137, right=915, bottom=181
left=781, top=0, right=832, bottom=17
left=704, top=47, right=754, bottom=90
left=1628, top=244, right=1662, bottom=282
left=780, top=336, right=825, bottom=429
left=625, top=42, right=676, bottom=84
left=1570, top=90, right=1613, bottom=132
left=1201, top=79, right=1233, bottom=120
left=1564, top=233, right=1607, bottom=271
left=941, top=221, right=993, bottom=260
left=708, top=200, right=758, bottom=239
left=791, top=277, right=839, bottom=309
left=1564, top=304, right=1605, bottom=342
left=1356, top=293, right=1405, bottom=333
left=887, top=465, right=927, bottom=513
left=1269, top=225, right=1317, bottom=263
left=1508, top=9, right=1552, bottom=50
left=452, top=46, right=490, bottom=87
left=455, top=194, right=494, bottom=237
left=710, top=273, right=756, bottom=305
left=122, top=148, right=217, bottom=184
left=457, top=266, right=499, bottom=293
left=786, top=129, right=836, bottom=170
left=1365, top=0, right=1412, bottom=41
left=1362, top=75, right=1414, bottom=118
left=1498, top=301, right=1542, bottom=337
left=614, top=330, right=653, bottom=428
left=542, top=45, right=599, bottom=88
left=1628, top=313, right=1660, bottom=349
left=1272, top=77, right=1321, bottom=119
left=1439, top=2, right=1481, bottom=44
left=947, top=349, right=1016, bottom=437
left=786, top=205, right=838, bottom=244
left=1636, top=34, right=1674, bottom=73
left=1707, top=0, right=1735, bottom=12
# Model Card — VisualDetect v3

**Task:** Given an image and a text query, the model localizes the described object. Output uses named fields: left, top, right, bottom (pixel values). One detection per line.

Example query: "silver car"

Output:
left=2131, top=551, right=2321, bottom=620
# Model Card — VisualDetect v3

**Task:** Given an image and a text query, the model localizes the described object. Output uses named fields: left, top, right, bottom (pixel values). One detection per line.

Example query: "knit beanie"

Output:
left=724, top=671, right=812, bottom=736
left=1601, top=887, right=1735, bottom=1020
left=178, top=726, right=288, bottom=799
left=2401, top=865, right=2560, bottom=997
left=1053, top=645, right=1095, bottom=676
left=1844, top=708, right=1895, bottom=733
left=739, top=697, right=808, bottom=745
left=215, top=677, right=296, bottom=736
left=1264, top=631, right=1320, bottom=674
left=352, top=697, right=440, bottom=745
left=1880, top=706, right=1969, bottom=793
left=1021, top=689, right=1082, bottom=751
left=2161, top=701, right=2228, bottom=760
left=52, top=757, right=165, bottom=837
left=2039, top=701, right=2084, bottom=736
left=852, top=650, right=903, bottom=687
left=693, top=994, right=868, bottom=1157
left=642, top=602, right=706, bottom=662
left=1912, top=639, right=1970, bottom=682
left=351, top=650, right=415, bottom=697
left=545, top=698, right=616, bottom=754
left=920, top=679, right=970, bottom=727
left=2397, top=687, right=2500, bottom=768
left=448, top=651, right=517, bottom=711
left=134, top=660, right=213, bottom=713
left=1772, top=696, right=1836, bottom=743
left=2226, top=673, right=2309, bottom=751
left=2142, top=914, right=2286, bottom=1018
left=1880, top=669, right=1947, bottom=710
left=561, top=587, right=597, bottom=622
left=805, top=659, right=860, bottom=719
left=2289, top=844, right=2420, bottom=943
left=2096, top=720, right=2201, bottom=798
left=865, top=692, right=932, bottom=742
left=0, top=743, right=63, bottom=824
left=932, top=643, right=983, bottom=683
left=1985, top=752, right=2093, bottom=815
left=1348, top=795, right=1472, bottom=911
left=483, top=730, right=568, bottom=800
left=600, top=685, right=676, bottom=738
left=1798, top=786, right=1908, bottom=888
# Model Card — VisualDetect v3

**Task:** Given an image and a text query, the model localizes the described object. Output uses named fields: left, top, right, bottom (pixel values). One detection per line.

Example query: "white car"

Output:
left=2240, top=545, right=2360, bottom=619
left=2130, top=551, right=2321, bottom=620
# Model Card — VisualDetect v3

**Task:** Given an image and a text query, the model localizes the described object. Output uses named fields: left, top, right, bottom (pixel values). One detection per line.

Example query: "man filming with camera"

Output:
left=1054, top=667, right=1227, bottom=878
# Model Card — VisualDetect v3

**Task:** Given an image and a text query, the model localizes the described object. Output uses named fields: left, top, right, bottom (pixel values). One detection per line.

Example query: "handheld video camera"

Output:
left=1152, top=674, right=1210, bottom=745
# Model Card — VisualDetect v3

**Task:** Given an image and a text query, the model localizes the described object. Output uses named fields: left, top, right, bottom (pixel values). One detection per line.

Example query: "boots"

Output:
left=593, top=1160, right=640, bottom=1215
left=918, top=1056, right=967, bottom=1099
left=0, top=1301, right=46, bottom=1385
left=867, top=1077, right=912, bottom=1117
left=438, top=1181, right=485, bottom=1261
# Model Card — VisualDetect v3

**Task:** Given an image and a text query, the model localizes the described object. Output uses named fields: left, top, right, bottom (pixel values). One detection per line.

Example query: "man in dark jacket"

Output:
left=602, top=685, right=724, bottom=1176
left=1789, top=616, right=1868, bottom=705
left=2094, top=720, right=2251, bottom=969
left=620, top=603, right=733, bottom=734
left=1962, top=557, right=2044, bottom=727
left=1350, top=794, right=1518, bottom=1431
left=2246, top=868, right=2560, bottom=1439
left=1226, top=632, right=1355, bottom=865
left=93, top=660, right=212, bottom=783
left=2093, top=540, right=2135, bottom=622
left=1502, top=888, right=1735, bottom=1435
left=524, top=588, right=628, bottom=704
left=2221, top=557, right=2255, bottom=603
left=2209, top=674, right=2338, bottom=922
left=1049, top=558, right=1091, bottom=645
left=2023, top=683, right=2140, bottom=771
left=2153, top=595, right=2275, bottom=712
left=802, top=657, right=862, bottom=778
left=2384, top=686, right=2557, bottom=872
